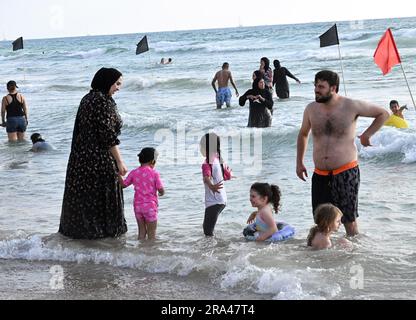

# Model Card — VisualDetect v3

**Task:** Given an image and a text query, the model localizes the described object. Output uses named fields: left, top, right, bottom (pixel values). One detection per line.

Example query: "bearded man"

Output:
left=296, top=70, right=389, bottom=236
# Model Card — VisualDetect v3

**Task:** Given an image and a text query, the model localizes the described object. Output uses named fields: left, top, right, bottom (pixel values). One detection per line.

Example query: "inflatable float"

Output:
left=243, top=222, right=295, bottom=242
left=384, top=114, right=409, bottom=129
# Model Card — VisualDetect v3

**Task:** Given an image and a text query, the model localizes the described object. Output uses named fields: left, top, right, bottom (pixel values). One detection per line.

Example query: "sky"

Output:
left=1, top=0, right=415, bottom=40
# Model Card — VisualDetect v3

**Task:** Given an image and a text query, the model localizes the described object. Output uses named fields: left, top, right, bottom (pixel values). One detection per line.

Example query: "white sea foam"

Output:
left=358, top=128, right=416, bottom=163
left=0, top=234, right=216, bottom=277
left=66, top=48, right=106, bottom=58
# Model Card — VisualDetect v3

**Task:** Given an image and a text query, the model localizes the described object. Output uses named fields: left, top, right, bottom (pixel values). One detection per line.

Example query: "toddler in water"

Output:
left=307, top=203, right=351, bottom=250
left=246, top=183, right=281, bottom=242
left=200, top=133, right=233, bottom=237
left=30, top=133, right=53, bottom=152
left=120, top=148, right=165, bottom=240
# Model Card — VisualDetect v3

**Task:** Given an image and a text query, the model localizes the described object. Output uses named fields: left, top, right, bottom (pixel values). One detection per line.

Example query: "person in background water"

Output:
left=120, top=148, right=165, bottom=240
left=59, top=67, right=128, bottom=240
left=1, top=81, right=29, bottom=142
left=273, top=60, right=301, bottom=99
left=239, top=77, right=274, bottom=128
left=252, top=70, right=262, bottom=82
left=389, top=100, right=407, bottom=119
left=30, top=133, right=53, bottom=152
left=297, top=70, right=389, bottom=237
left=200, top=133, right=233, bottom=237
left=259, top=57, right=273, bottom=92
left=212, top=62, right=239, bottom=109
left=161, top=58, right=173, bottom=65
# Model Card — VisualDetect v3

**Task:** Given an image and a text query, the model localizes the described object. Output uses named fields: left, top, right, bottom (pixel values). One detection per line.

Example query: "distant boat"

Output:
left=238, top=17, right=243, bottom=28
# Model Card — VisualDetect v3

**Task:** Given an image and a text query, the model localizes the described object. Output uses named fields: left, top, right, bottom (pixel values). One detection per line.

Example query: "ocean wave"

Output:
left=123, top=76, right=208, bottom=91
left=0, top=232, right=343, bottom=300
left=397, top=28, right=416, bottom=39
left=0, top=233, right=226, bottom=278
left=64, top=46, right=128, bottom=59
left=66, top=48, right=107, bottom=58
left=46, top=84, right=88, bottom=92
left=153, top=40, right=271, bottom=54
left=339, top=31, right=377, bottom=42
left=300, top=49, right=370, bottom=63
left=358, top=128, right=416, bottom=163
left=221, top=264, right=340, bottom=300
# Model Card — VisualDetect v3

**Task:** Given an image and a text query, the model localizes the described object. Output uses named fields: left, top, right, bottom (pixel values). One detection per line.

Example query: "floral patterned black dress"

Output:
left=59, top=90, right=127, bottom=239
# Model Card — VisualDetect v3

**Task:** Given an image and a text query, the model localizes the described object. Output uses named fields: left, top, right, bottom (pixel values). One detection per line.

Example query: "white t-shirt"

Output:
left=202, top=157, right=227, bottom=208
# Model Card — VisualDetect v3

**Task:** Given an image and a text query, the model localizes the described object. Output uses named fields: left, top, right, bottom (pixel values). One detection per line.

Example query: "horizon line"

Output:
left=0, top=15, right=413, bottom=42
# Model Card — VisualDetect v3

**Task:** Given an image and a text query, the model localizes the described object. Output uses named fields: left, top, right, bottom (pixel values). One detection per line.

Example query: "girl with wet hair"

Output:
left=307, top=203, right=345, bottom=249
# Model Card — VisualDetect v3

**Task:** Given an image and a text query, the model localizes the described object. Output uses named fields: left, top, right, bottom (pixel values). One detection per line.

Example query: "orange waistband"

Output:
left=314, top=160, right=359, bottom=176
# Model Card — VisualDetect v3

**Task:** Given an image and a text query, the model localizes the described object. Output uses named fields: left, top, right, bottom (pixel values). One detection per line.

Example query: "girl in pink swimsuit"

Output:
left=120, top=148, right=165, bottom=240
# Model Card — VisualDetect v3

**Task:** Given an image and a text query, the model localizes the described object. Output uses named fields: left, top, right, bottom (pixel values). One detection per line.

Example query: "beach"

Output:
left=1, top=17, right=416, bottom=300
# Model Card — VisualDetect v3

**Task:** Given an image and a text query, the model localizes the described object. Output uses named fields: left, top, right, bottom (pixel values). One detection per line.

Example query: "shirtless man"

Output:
left=296, top=70, right=389, bottom=236
left=212, top=63, right=239, bottom=109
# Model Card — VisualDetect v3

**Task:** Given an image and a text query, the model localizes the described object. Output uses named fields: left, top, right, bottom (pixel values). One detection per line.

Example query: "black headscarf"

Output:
left=273, top=60, right=281, bottom=69
left=251, top=77, right=266, bottom=95
left=253, top=70, right=263, bottom=81
left=91, top=67, right=122, bottom=95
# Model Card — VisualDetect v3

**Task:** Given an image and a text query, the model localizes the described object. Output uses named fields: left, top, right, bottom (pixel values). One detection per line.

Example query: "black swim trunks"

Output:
left=312, top=166, right=360, bottom=223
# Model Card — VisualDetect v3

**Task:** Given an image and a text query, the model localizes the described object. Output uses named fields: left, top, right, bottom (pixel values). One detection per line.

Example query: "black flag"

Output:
left=12, top=37, right=24, bottom=51
left=319, top=24, right=339, bottom=48
left=136, top=36, right=149, bottom=55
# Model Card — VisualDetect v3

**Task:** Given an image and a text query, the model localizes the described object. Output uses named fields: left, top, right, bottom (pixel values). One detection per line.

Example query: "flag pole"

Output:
left=337, top=44, right=347, bottom=96
left=23, top=55, right=26, bottom=81
left=148, top=52, right=154, bottom=78
left=399, top=63, right=416, bottom=111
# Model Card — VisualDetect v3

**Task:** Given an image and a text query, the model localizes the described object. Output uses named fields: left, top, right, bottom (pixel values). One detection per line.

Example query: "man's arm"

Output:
left=211, top=73, right=218, bottom=94
left=229, top=73, right=239, bottom=97
left=356, top=100, right=390, bottom=147
left=296, top=106, right=312, bottom=181
left=398, top=105, right=407, bottom=118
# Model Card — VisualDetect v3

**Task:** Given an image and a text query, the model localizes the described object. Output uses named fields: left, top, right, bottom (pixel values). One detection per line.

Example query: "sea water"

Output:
left=1, top=17, right=416, bottom=300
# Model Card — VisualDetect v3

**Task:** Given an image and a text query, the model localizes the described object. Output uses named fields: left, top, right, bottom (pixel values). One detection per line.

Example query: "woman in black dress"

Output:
left=239, top=77, right=274, bottom=128
left=59, top=68, right=128, bottom=239
left=273, top=60, right=301, bottom=99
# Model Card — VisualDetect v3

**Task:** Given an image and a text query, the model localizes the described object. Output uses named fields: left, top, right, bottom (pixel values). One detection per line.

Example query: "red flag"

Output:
left=374, top=28, right=401, bottom=75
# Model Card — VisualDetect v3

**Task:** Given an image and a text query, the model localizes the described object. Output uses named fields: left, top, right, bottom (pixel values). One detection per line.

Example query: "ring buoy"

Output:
left=384, top=114, right=409, bottom=129
left=243, top=222, right=295, bottom=242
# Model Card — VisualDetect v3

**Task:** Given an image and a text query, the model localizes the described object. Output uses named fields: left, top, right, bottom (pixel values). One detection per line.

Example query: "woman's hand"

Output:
left=117, top=161, right=128, bottom=176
